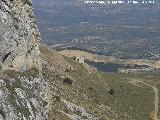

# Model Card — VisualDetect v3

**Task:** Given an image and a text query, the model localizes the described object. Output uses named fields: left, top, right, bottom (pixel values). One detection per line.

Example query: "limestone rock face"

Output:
left=0, top=0, right=41, bottom=71
left=0, top=72, right=47, bottom=120
left=0, top=0, right=48, bottom=120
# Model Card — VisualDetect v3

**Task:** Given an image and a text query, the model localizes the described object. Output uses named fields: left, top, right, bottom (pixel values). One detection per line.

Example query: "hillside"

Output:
left=1, top=0, right=160, bottom=120
left=1, top=40, right=160, bottom=119
left=40, top=43, right=160, bottom=120
left=58, top=49, right=160, bottom=68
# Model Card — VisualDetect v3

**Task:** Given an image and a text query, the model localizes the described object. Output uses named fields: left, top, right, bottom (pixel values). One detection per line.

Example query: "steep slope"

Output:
left=40, top=43, right=160, bottom=120
left=0, top=0, right=47, bottom=119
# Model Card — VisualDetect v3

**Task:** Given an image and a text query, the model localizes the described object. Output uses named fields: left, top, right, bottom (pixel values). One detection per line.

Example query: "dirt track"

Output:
left=129, top=80, right=159, bottom=120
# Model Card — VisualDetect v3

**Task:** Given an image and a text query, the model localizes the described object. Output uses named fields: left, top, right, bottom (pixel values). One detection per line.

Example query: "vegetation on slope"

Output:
left=40, top=43, right=160, bottom=120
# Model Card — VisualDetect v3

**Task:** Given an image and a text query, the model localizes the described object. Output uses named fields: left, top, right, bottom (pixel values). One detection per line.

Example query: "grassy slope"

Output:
left=40, top=43, right=160, bottom=120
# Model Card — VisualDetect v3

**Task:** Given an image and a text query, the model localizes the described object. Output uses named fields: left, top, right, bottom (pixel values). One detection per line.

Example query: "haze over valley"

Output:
left=33, top=0, right=160, bottom=59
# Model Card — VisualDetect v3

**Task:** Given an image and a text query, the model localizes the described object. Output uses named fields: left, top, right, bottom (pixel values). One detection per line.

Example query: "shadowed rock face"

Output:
left=0, top=0, right=41, bottom=71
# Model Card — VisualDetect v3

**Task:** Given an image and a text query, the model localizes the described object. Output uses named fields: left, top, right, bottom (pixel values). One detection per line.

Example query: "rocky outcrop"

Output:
left=0, top=70, right=47, bottom=120
left=0, top=0, right=47, bottom=120
left=0, top=0, right=41, bottom=71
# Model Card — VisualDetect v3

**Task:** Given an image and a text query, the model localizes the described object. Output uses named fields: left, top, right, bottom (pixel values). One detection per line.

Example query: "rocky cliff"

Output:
left=0, top=0, right=41, bottom=71
left=0, top=0, right=47, bottom=120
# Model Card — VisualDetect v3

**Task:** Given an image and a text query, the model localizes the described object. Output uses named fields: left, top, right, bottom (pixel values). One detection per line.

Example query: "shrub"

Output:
left=109, top=89, right=115, bottom=95
left=63, top=77, right=73, bottom=85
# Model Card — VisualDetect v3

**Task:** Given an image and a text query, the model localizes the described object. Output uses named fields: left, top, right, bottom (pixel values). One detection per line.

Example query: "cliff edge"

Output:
left=0, top=0, right=47, bottom=120
left=0, top=0, right=41, bottom=71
